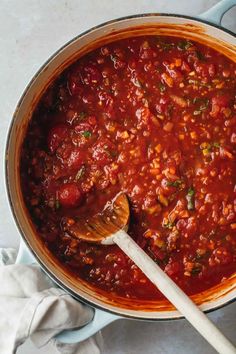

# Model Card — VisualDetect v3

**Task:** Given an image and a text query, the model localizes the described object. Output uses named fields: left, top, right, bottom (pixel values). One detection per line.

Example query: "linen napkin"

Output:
left=0, top=248, right=102, bottom=354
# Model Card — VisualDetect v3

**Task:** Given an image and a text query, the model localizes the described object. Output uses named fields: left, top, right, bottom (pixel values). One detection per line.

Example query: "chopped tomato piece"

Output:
left=67, top=148, right=85, bottom=169
left=58, top=183, right=83, bottom=208
left=48, top=124, right=68, bottom=153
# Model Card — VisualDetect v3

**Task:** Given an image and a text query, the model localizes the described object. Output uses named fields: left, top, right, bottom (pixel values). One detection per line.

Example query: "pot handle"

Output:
left=15, top=240, right=36, bottom=264
left=16, top=240, right=120, bottom=343
left=56, top=308, right=120, bottom=343
left=198, top=0, right=236, bottom=25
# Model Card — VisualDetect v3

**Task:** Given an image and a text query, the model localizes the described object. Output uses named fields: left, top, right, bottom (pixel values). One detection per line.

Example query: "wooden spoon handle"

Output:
left=113, top=230, right=236, bottom=354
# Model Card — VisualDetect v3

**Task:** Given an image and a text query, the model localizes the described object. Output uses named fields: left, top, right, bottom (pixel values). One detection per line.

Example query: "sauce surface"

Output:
left=21, top=36, right=236, bottom=300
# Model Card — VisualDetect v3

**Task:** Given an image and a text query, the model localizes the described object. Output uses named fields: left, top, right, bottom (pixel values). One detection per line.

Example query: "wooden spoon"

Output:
left=63, top=193, right=236, bottom=354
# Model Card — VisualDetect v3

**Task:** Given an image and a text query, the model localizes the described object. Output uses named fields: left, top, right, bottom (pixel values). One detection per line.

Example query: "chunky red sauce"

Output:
left=21, top=36, right=236, bottom=300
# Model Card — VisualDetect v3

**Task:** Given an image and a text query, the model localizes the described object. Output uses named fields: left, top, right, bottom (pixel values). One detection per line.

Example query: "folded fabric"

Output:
left=0, top=248, right=102, bottom=354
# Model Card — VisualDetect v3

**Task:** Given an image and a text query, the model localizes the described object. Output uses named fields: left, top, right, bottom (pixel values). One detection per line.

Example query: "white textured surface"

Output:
left=0, top=1, right=236, bottom=353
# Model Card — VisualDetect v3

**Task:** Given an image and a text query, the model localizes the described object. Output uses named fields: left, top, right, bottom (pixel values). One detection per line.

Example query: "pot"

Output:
left=5, top=0, right=236, bottom=343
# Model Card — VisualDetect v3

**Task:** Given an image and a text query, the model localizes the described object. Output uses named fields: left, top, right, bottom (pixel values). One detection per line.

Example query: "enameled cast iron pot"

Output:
left=5, top=0, right=236, bottom=343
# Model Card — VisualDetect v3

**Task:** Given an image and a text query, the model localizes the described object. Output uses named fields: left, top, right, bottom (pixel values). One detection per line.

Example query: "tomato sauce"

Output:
left=21, top=36, right=236, bottom=300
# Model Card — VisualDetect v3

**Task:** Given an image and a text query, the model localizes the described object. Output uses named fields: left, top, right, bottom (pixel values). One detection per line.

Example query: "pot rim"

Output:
left=5, top=12, right=236, bottom=320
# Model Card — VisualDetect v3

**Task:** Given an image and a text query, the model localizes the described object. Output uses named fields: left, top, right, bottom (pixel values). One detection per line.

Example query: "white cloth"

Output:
left=0, top=248, right=102, bottom=354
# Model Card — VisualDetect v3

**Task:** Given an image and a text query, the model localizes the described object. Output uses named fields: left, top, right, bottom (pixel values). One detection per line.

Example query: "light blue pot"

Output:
left=6, top=0, right=236, bottom=344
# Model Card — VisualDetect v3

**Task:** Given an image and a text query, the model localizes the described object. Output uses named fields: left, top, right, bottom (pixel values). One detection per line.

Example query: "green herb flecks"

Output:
left=189, top=79, right=211, bottom=88
left=167, top=179, right=183, bottom=188
left=193, top=97, right=209, bottom=115
left=156, top=38, right=174, bottom=51
left=199, top=100, right=209, bottom=110
left=158, top=82, right=166, bottom=92
left=200, top=141, right=221, bottom=155
left=163, top=220, right=175, bottom=229
left=55, top=200, right=60, bottom=210
left=196, top=51, right=205, bottom=61
left=193, top=97, right=201, bottom=104
left=177, top=40, right=193, bottom=51
left=79, top=111, right=87, bottom=120
left=193, top=98, right=209, bottom=115
left=109, top=150, right=118, bottom=158
left=186, top=187, right=195, bottom=211
left=82, top=130, right=92, bottom=138
left=164, top=43, right=174, bottom=50
left=191, top=266, right=202, bottom=275
left=75, top=165, right=85, bottom=181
